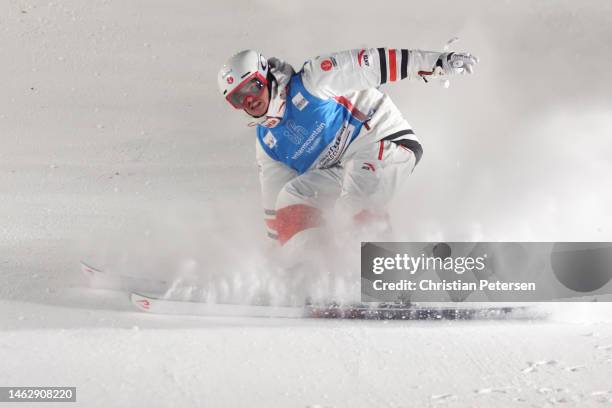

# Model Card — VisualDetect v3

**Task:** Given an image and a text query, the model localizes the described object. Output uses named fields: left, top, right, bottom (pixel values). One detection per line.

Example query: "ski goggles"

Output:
left=225, top=72, right=268, bottom=110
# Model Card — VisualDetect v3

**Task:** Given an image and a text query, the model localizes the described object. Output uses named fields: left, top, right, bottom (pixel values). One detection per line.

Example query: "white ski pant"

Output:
left=273, top=140, right=417, bottom=246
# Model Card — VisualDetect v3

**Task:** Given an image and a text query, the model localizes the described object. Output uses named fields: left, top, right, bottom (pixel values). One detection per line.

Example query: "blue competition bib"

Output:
left=257, top=74, right=364, bottom=174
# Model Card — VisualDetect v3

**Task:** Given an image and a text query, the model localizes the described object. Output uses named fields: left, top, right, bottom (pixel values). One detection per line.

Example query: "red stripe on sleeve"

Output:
left=378, top=140, right=384, bottom=160
left=334, top=96, right=368, bottom=122
left=389, top=49, right=397, bottom=82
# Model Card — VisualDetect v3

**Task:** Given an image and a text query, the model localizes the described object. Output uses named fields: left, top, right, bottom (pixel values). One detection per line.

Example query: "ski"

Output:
left=306, top=303, right=533, bottom=320
left=130, top=292, right=534, bottom=320
left=131, top=292, right=305, bottom=318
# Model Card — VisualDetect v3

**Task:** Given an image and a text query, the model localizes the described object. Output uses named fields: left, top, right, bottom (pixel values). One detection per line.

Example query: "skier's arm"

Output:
left=256, top=139, right=298, bottom=242
left=302, top=48, right=478, bottom=98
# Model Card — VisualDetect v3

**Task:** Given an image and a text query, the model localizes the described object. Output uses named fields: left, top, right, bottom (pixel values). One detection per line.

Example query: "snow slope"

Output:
left=2, top=299, right=612, bottom=407
left=1, top=0, right=612, bottom=406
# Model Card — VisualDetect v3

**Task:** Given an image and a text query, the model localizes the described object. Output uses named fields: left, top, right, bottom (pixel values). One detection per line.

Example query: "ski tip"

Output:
left=131, top=292, right=152, bottom=312
left=80, top=260, right=102, bottom=276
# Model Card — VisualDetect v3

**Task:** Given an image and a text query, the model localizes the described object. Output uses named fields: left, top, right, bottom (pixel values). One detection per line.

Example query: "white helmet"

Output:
left=218, top=50, right=269, bottom=109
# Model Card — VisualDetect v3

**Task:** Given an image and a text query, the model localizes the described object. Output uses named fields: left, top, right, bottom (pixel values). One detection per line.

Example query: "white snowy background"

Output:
left=1, top=0, right=612, bottom=406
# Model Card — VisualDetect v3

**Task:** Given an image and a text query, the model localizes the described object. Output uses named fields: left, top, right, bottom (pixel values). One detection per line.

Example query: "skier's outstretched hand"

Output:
left=439, top=52, right=479, bottom=75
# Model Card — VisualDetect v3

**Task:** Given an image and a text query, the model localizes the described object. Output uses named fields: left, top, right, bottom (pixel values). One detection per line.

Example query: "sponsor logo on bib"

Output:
left=291, top=92, right=309, bottom=111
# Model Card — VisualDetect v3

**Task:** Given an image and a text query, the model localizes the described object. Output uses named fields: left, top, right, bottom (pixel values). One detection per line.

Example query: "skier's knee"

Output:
left=274, top=181, right=324, bottom=245
left=274, top=204, right=323, bottom=245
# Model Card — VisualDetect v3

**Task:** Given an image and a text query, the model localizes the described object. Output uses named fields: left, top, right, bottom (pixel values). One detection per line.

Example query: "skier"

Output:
left=217, top=47, right=478, bottom=251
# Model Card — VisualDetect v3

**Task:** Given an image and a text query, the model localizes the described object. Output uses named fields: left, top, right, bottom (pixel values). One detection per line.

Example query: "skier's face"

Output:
left=242, top=85, right=270, bottom=118
left=225, top=73, right=270, bottom=118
